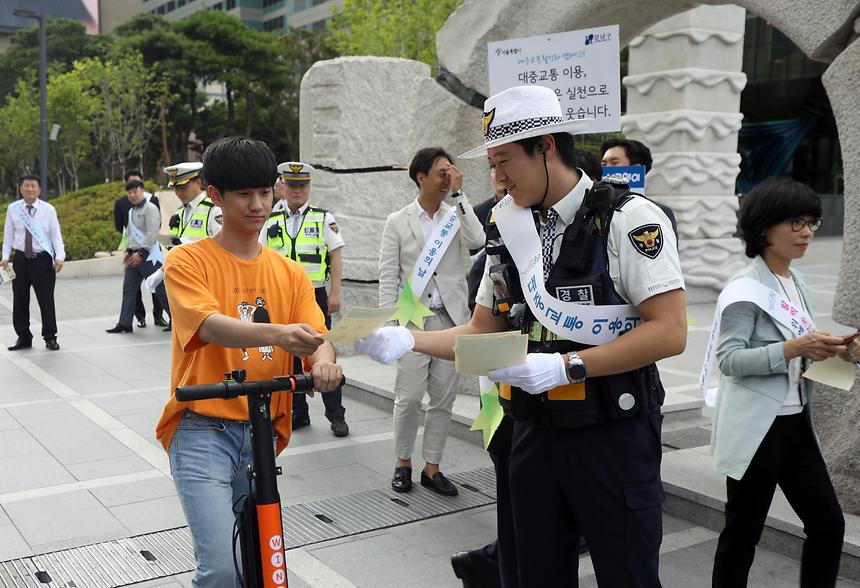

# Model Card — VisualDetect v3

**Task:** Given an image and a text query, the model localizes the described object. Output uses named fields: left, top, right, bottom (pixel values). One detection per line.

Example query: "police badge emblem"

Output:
left=481, top=108, right=496, bottom=138
left=628, top=224, right=663, bottom=259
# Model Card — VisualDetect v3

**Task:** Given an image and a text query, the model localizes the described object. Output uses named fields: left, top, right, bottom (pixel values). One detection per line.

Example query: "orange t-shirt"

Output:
left=155, top=237, right=326, bottom=455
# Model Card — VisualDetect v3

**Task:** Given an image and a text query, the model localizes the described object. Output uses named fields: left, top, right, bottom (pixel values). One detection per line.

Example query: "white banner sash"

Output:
left=410, top=207, right=460, bottom=297
left=492, top=196, right=640, bottom=345
left=699, top=276, right=816, bottom=406
left=16, top=201, right=54, bottom=260
left=127, top=209, right=164, bottom=265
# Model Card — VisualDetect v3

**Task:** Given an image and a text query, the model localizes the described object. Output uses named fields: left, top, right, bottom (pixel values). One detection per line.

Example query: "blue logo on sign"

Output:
left=602, top=165, right=646, bottom=191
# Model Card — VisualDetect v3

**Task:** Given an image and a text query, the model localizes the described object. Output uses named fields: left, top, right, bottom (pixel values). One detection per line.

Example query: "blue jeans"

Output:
left=168, top=411, right=252, bottom=588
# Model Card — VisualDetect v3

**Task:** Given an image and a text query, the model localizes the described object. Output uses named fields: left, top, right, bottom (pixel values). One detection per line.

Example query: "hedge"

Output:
left=0, top=181, right=159, bottom=261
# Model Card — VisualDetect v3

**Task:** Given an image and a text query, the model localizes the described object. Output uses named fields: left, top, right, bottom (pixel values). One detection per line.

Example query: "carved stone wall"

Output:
left=622, top=5, right=747, bottom=302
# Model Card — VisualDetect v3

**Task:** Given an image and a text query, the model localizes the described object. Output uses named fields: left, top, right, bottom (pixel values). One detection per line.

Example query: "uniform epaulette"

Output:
left=269, top=210, right=283, bottom=218
left=308, top=205, right=328, bottom=215
left=199, top=199, right=214, bottom=207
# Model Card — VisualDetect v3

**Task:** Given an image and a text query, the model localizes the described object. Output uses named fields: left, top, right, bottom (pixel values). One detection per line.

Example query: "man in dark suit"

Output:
left=113, top=170, right=167, bottom=328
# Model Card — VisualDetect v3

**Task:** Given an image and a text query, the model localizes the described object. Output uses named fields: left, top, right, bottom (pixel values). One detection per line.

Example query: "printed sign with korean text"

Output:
left=488, top=25, right=621, bottom=134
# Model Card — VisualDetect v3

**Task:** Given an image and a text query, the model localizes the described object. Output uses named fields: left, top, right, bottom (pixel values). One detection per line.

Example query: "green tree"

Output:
left=178, top=11, right=289, bottom=138
left=328, top=0, right=462, bottom=71
left=0, top=19, right=105, bottom=103
left=78, top=51, right=164, bottom=179
left=47, top=63, right=100, bottom=194
left=0, top=79, right=39, bottom=189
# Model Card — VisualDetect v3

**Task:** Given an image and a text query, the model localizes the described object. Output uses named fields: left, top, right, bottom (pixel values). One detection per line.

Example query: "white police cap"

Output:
left=278, top=161, right=314, bottom=182
left=164, top=162, right=203, bottom=187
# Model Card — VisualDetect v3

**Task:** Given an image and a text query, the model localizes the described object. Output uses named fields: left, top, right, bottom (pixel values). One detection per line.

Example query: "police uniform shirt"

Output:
left=181, top=192, right=223, bottom=237
left=474, top=170, right=684, bottom=310
left=281, top=202, right=345, bottom=252
left=1, top=198, right=66, bottom=262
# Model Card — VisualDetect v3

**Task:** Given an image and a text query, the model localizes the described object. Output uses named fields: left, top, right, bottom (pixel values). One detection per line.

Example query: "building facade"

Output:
left=142, top=0, right=342, bottom=32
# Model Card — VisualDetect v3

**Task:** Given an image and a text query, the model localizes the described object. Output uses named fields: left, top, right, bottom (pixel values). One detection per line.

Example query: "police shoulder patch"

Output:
left=329, top=222, right=339, bottom=233
left=214, top=214, right=223, bottom=225
left=628, top=224, right=663, bottom=259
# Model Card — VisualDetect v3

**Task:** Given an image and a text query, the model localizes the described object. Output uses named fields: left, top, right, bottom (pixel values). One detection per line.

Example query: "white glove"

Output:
left=354, top=326, right=415, bottom=365
left=488, top=353, right=569, bottom=394
left=144, top=268, right=164, bottom=293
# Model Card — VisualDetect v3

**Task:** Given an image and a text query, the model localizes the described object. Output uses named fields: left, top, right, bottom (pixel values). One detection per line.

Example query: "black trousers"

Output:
left=118, top=260, right=169, bottom=328
left=488, top=415, right=516, bottom=587
left=712, top=411, right=844, bottom=587
left=134, top=290, right=166, bottom=322
left=509, top=413, right=664, bottom=587
left=292, top=287, right=345, bottom=421
left=12, top=250, right=57, bottom=340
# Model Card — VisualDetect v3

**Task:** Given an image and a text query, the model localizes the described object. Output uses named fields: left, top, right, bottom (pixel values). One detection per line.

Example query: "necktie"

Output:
left=24, top=204, right=34, bottom=257
left=542, top=209, right=557, bottom=280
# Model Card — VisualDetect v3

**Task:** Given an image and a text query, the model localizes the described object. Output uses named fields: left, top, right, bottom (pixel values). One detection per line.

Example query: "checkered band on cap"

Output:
left=485, top=115, right=564, bottom=143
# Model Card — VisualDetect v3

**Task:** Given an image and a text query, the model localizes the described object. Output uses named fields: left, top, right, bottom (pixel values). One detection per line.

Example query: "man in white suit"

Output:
left=379, top=147, right=485, bottom=496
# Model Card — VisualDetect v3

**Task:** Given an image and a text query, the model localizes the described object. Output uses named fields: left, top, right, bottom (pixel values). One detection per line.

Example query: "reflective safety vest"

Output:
left=486, top=181, right=665, bottom=429
left=170, top=196, right=215, bottom=242
left=265, top=206, right=329, bottom=287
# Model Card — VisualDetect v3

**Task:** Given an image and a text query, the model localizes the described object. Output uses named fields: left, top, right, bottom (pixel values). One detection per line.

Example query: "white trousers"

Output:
left=393, top=309, right=459, bottom=465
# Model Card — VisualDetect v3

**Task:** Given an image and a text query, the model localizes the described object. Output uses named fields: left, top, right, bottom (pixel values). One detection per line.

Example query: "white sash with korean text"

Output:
left=16, top=201, right=54, bottom=260
left=492, top=196, right=640, bottom=345
left=410, top=207, right=460, bottom=297
left=127, top=209, right=165, bottom=265
left=699, top=276, right=816, bottom=407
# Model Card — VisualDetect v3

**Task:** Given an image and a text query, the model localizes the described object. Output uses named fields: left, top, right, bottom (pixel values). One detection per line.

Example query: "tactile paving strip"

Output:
left=0, top=467, right=496, bottom=588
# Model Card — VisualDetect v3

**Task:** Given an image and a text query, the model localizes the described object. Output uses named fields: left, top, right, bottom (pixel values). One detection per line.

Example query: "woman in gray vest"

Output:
left=710, top=178, right=857, bottom=587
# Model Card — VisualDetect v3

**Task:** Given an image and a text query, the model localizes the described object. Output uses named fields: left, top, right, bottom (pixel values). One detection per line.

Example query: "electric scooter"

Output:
left=176, top=369, right=344, bottom=588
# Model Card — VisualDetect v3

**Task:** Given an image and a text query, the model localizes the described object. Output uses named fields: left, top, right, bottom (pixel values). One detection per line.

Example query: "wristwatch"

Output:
left=451, top=189, right=464, bottom=198
left=565, top=351, right=587, bottom=384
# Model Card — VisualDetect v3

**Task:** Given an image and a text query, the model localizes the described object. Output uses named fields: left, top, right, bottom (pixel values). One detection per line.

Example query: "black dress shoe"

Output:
left=154, top=317, right=169, bottom=328
left=137, top=318, right=146, bottom=328
left=7, top=338, right=32, bottom=351
left=391, top=466, right=412, bottom=493
left=451, top=547, right=502, bottom=588
left=106, top=324, right=133, bottom=334
left=292, top=412, right=310, bottom=430
left=451, top=551, right=487, bottom=588
left=330, top=418, right=349, bottom=437
left=162, top=323, right=172, bottom=332
left=421, top=469, right=458, bottom=496
left=45, top=338, right=60, bottom=351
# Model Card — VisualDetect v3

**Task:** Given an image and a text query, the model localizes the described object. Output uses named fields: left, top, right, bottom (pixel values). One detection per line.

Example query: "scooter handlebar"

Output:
left=175, top=374, right=345, bottom=402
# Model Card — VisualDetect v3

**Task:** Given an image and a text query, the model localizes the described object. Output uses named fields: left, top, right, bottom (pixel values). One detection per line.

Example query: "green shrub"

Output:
left=0, top=181, right=159, bottom=261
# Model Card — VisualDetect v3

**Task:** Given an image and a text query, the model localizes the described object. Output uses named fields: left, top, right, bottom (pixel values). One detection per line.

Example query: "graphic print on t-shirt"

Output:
left=254, top=296, right=274, bottom=361
left=237, top=301, right=256, bottom=361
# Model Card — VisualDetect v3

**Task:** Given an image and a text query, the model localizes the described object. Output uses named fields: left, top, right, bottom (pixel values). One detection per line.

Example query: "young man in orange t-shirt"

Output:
left=155, top=136, right=342, bottom=587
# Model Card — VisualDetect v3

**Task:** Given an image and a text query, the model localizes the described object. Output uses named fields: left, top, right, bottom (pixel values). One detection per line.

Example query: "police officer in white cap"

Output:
left=165, top=162, right=223, bottom=243
left=355, top=86, right=687, bottom=587
left=263, top=161, right=349, bottom=437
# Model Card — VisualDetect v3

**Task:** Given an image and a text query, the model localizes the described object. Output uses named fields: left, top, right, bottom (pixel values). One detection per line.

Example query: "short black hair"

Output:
left=202, top=136, right=278, bottom=193
left=409, top=147, right=453, bottom=188
left=575, top=149, right=602, bottom=180
left=600, top=138, right=653, bottom=172
left=124, top=169, right=142, bottom=181
left=514, top=133, right=578, bottom=171
left=738, top=178, right=822, bottom=258
left=125, top=179, right=145, bottom=191
left=18, top=175, right=40, bottom=188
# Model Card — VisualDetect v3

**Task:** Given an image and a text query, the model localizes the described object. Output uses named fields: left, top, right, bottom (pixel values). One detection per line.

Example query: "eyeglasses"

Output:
left=788, top=218, right=823, bottom=232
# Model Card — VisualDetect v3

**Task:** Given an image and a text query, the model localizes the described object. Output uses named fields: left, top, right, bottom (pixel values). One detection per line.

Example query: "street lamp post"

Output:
left=14, top=10, right=47, bottom=198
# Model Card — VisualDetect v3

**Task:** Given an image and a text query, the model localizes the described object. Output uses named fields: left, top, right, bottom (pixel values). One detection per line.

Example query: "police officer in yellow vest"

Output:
left=165, top=162, right=223, bottom=244
left=263, top=161, right=349, bottom=437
